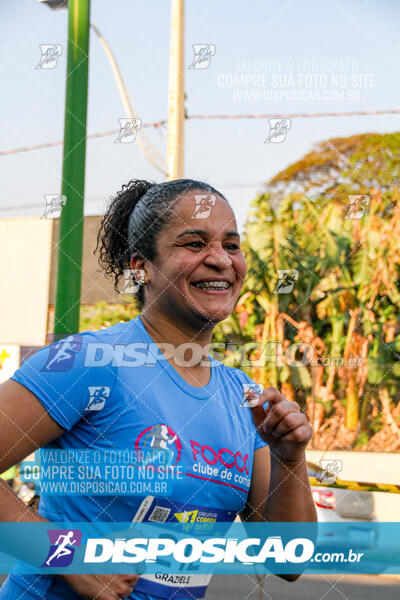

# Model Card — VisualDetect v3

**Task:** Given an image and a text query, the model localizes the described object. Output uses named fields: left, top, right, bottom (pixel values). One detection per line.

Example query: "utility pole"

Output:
left=53, top=0, right=90, bottom=340
left=166, top=0, right=185, bottom=180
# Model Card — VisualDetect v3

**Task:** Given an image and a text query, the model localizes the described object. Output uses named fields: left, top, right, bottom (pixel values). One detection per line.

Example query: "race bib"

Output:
left=131, top=496, right=237, bottom=599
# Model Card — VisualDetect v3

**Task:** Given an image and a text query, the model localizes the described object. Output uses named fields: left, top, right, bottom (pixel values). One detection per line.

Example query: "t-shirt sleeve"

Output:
left=10, top=333, right=115, bottom=432
left=254, top=429, right=268, bottom=450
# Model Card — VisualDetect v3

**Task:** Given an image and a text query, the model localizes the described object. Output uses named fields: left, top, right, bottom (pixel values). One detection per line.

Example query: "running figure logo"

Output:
left=318, top=459, right=343, bottom=484
left=85, top=386, right=110, bottom=411
left=41, top=335, right=82, bottom=372
left=119, top=268, right=145, bottom=295
left=240, top=383, right=264, bottom=408
left=36, top=44, right=63, bottom=69
left=41, top=194, right=67, bottom=219
left=265, top=118, right=291, bottom=143
left=273, top=269, right=298, bottom=294
left=135, top=424, right=182, bottom=465
left=346, top=195, right=370, bottom=219
left=42, top=529, right=82, bottom=567
left=191, top=194, right=216, bottom=219
left=115, top=118, right=142, bottom=143
left=188, top=44, right=216, bottom=69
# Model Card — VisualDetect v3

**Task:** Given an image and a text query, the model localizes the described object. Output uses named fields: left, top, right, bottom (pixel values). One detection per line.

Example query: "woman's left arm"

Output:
left=239, top=387, right=317, bottom=582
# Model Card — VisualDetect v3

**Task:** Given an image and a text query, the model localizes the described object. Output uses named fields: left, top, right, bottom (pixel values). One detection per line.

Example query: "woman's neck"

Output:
left=139, top=309, right=215, bottom=388
left=140, top=309, right=214, bottom=349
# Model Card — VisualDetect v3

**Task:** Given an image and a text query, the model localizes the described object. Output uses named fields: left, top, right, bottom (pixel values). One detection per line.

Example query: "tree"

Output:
left=214, top=132, right=400, bottom=449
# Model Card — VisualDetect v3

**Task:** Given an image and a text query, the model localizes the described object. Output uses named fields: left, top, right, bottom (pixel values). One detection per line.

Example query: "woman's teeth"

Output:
left=192, top=281, right=230, bottom=290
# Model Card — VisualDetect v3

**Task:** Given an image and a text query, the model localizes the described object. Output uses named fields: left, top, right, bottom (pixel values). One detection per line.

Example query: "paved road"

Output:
left=206, top=573, right=400, bottom=600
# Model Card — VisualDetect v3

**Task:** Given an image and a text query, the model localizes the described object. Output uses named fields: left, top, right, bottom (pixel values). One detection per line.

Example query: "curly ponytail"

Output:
left=95, top=178, right=226, bottom=310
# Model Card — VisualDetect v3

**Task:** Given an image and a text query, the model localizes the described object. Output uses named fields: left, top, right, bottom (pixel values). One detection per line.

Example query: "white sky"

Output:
left=1, top=0, right=400, bottom=232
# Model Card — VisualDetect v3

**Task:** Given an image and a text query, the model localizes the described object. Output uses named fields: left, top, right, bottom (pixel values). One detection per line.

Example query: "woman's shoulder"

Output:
left=15, top=318, right=140, bottom=376
left=212, top=358, right=255, bottom=386
left=78, top=317, right=139, bottom=344
left=46, top=317, right=141, bottom=353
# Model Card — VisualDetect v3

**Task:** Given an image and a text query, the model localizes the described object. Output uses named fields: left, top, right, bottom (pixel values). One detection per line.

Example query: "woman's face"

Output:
left=141, top=190, right=247, bottom=326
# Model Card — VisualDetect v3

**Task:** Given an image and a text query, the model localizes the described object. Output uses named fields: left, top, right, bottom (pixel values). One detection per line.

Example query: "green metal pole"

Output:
left=54, top=0, right=90, bottom=341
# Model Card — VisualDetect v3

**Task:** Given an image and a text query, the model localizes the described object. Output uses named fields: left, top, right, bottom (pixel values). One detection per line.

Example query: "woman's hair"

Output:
left=95, top=178, right=226, bottom=310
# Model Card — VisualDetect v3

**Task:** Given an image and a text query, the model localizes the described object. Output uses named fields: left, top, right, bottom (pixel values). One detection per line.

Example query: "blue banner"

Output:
left=0, top=522, right=398, bottom=574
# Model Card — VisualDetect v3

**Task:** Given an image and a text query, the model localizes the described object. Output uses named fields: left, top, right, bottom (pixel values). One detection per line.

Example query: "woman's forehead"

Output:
left=167, top=190, right=236, bottom=230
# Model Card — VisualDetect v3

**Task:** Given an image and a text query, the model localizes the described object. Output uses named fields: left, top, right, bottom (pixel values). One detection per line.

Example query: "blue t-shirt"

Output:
left=1, top=315, right=268, bottom=600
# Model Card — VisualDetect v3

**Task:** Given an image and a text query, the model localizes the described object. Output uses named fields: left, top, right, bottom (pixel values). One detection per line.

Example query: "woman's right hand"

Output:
left=59, top=573, right=140, bottom=599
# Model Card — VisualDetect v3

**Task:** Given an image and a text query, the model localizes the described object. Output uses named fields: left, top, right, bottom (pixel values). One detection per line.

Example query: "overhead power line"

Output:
left=189, top=109, right=400, bottom=119
left=1, top=109, right=399, bottom=157
left=0, top=120, right=168, bottom=157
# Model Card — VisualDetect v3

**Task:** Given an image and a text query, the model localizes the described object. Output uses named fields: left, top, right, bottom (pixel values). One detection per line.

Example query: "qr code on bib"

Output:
left=148, top=506, right=171, bottom=523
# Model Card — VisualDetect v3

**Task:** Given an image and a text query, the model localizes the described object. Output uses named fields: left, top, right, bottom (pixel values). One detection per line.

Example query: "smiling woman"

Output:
left=0, top=178, right=316, bottom=600
left=96, top=178, right=246, bottom=324
left=95, top=179, right=248, bottom=387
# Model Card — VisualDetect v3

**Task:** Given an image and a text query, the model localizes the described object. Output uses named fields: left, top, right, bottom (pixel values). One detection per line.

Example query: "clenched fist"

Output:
left=246, top=386, right=313, bottom=463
